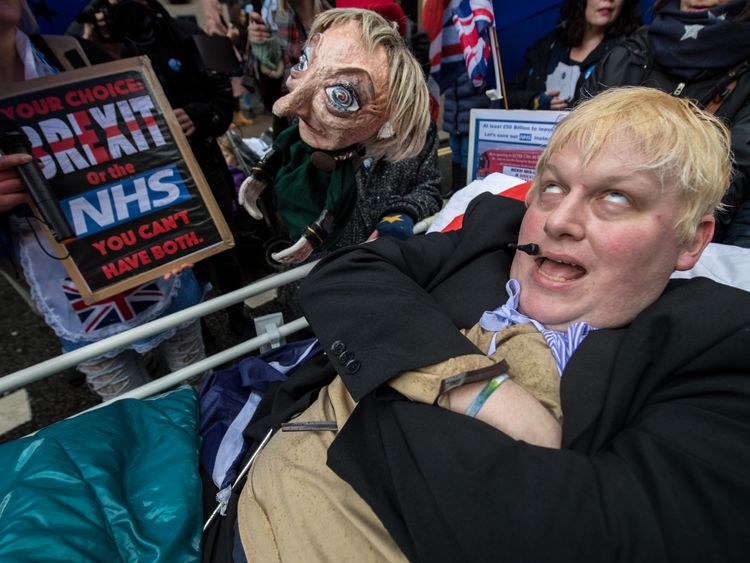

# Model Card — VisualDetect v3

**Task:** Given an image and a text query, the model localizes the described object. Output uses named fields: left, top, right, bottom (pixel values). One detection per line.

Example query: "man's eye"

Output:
left=540, top=183, right=563, bottom=194
left=325, top=85, right=360, bottom=113
left=293, top=45, right=313, bottom=71
left=604, top=191, right=630, bottom=205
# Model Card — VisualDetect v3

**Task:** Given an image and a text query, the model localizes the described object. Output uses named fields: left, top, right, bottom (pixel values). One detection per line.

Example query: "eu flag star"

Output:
left=381, top=215, right=403, bottom=223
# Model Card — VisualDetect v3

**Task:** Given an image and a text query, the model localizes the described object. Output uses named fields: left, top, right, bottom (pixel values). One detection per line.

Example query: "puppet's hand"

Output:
left=374, top=213, right=414, bottom=240
left=238, top=175, right=266, bottom=220
left=271, top=236, right=313, bottom=264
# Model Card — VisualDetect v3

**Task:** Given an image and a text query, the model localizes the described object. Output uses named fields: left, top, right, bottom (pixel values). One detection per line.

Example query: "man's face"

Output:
left=272, top=20, right=390, bottom=151
left=509, top=139, right=713, bottom=330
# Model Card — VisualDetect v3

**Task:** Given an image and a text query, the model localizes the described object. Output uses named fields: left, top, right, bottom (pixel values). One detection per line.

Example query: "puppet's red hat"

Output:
left=336, top=0, right=408, bottom=38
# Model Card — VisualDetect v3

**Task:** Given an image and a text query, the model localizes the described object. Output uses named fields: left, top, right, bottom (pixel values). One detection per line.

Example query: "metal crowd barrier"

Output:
left=0, top=216, right=434, bottom=415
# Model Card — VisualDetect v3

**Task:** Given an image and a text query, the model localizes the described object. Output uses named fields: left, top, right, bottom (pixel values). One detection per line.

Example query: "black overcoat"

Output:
left=294, top=193, right=750, bottom=562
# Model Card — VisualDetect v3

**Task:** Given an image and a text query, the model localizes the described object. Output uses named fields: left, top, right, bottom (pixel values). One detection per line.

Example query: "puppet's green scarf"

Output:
left=273, top=124, right=358, bottom=249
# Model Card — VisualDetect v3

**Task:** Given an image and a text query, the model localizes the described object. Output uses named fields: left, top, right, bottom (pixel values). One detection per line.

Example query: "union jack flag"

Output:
left=423, top=0, right=495, bottom=92
left=453, top=0, right=495, bottom=87
left=63, top=279, right=164, bottom=333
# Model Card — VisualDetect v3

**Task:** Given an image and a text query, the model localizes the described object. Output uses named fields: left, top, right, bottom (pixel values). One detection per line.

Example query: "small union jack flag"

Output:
left=452, top=0, right=495, bottom=88
left=62, top=279, right=164, bottom=333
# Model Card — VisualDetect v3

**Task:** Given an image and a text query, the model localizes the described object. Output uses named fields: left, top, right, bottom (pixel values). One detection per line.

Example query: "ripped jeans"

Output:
left=77, top=320, right=205, bottom=402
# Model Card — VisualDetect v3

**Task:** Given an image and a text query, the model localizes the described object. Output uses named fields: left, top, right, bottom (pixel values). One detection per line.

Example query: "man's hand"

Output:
left=0, top=154, right=31, bottom=213
left=247, top=11, right=271, bottom=43
left=547, top=90, right=570, bottom=111
left=271, top=236, right=313, bottom=264
left=174, top=108, right=196, bottom=137
left=238, top=175, right=266, bottom=220
left=535, top=90, right=569, bottom=111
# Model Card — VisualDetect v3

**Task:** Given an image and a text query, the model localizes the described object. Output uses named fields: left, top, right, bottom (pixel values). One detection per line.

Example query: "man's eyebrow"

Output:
left=543, top=161, right=641, bottom=189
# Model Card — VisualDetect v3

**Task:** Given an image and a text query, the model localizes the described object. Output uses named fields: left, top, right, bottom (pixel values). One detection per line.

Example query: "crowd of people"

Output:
left=2, top=0, right=750, bottom=558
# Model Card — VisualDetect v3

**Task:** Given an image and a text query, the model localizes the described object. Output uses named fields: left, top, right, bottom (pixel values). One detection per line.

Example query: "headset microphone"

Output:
left=507, top=242, right=540, bottom=256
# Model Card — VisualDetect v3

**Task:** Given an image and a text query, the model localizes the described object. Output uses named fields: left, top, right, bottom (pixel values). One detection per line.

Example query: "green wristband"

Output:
left=465, top=373, right=510, bottom=417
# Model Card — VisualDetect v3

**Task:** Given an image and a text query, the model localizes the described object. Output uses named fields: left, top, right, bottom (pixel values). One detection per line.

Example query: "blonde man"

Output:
left=215, top=87, right=750, bottom=562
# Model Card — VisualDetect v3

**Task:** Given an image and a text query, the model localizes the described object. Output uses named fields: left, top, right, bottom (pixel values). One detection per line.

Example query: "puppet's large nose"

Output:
left=272, top=72, right=317, bottom=120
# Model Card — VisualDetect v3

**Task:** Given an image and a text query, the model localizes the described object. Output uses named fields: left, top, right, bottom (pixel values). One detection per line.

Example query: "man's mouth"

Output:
left=536, top=256, right=587, bottom=282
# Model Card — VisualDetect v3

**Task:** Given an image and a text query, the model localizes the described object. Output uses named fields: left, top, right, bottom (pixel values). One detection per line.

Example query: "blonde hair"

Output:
left=19, top=0, right=39, bottom=35
left=533, top=87, right=732, bottom=243
left=309, top=8, right=430, bottom=161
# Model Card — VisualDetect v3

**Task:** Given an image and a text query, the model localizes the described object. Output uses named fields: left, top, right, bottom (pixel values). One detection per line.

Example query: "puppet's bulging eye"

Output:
left=325, top=85, right=360, bottom=113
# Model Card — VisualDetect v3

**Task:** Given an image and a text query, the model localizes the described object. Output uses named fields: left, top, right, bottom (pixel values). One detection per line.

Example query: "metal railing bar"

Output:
left=0, top=262, right=316, bottom=394
left=80, top=316, right=310, bottom=413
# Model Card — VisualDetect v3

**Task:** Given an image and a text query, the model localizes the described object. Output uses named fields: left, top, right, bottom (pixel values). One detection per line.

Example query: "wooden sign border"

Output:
left=2, top=56, right=234, bottom=304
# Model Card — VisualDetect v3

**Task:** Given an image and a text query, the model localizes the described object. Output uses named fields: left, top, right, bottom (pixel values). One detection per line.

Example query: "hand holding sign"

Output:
left=0, top=153, right=32, bottom=213
left=174, top=108, right=195, bottom=138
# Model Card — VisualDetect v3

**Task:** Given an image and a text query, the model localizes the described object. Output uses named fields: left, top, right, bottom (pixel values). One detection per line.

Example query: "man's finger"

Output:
left=0, top=153, right=33, bottom=168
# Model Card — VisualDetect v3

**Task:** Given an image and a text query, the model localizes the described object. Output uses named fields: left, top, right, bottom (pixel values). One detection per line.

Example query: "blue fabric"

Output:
left=479, top=279, right=594, bottom=374
left=198, top=338, right=323, bottom=489
left=649, top=0, right=750, bottom=81
left=0, top=387, right=202, bottom=562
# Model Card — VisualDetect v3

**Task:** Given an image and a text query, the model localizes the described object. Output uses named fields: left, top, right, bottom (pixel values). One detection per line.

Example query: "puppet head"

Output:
left=272, top=8, right=430, bottom=161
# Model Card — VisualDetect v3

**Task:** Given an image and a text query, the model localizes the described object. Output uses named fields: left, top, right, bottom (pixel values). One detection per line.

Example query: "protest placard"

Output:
left=466, top=109, right=568, bottom=184
left=0, top=57, right=233, bottom=304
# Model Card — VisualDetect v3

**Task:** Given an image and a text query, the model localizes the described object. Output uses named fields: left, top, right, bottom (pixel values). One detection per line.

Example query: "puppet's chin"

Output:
left=298, top=120, right=352, bottom=151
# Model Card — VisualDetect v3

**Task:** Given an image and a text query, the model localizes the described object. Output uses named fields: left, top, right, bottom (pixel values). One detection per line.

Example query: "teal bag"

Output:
left=0, top=387, right=202, bottom=562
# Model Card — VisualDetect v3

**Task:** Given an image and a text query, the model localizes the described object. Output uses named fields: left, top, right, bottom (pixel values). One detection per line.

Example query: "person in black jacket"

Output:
left=580, top=0, right=750, bottom=248
left=506, top=0, right=641, bottom=110
left=207, top=87, right=750, bottom=563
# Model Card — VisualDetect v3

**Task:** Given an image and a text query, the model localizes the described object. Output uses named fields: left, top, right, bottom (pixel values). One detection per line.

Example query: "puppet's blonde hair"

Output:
left=309, top=8, right=430, bottom=161
left=533, top=87, right=732, bottom=243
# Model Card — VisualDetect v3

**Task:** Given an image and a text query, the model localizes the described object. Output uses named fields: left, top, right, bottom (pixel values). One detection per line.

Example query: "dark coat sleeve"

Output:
left=328, top=277, right=750, bottom=562
left=173, top=22, right=234, bottom=140
left=299, top=193, right=525, bottom=401
left=182, top=68, right=234, bottom=141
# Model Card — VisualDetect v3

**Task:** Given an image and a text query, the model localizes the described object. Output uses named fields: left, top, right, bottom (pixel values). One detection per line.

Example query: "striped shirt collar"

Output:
left=478, top=279, right=594, bottom=376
